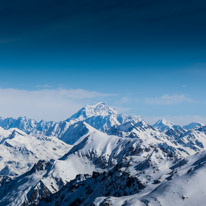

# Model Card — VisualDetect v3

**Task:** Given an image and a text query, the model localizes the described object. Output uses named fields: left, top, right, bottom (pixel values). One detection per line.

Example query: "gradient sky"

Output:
left=0, top=0, right=206, bottom=124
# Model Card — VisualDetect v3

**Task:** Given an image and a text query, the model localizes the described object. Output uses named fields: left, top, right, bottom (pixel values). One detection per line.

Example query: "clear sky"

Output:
left=0, top=0, right=206, bottom=125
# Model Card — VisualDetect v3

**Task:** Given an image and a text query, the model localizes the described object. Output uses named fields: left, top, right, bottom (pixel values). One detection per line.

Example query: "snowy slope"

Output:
left=94, top=150, right=206, bottom=206
left=0, top=127, right=71, bottom=176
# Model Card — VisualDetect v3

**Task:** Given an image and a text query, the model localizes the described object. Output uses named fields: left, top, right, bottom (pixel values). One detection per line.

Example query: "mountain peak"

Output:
left=85, top=102, right=117, bottom=115
left=183, top=122, right=205, bottom=130
left=153, top=119, right=174, bottom=132
left=155, top=119, right=173, bottom=126
left=67, top=102, right=118, bottom=121
left=93, top=102, right=106, bottom=106
left=65, top=103, right=143, bottom=132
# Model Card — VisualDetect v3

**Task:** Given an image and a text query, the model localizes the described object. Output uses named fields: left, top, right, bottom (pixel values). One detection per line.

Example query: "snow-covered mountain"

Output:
left=152, top=119, right=206, bottom=154
left=38, top=127, right=206, bottom=206
left=107, top=119, right=206, bottom=156
left=67, top=102, right=118, bottom=121
left=0, top=127, right=71, bottom=176
left=0, top=116, right=54, bottom=135
left=94, top=150, right=206, bottom=206
left=153, top=119, right=186, bottom=138
left=183, top=122, right=205, bottom=130
left=153, top=119, right=175, bottom=132
left=45, top=121, right=90, bottom=144
left=66, top=102, right=142, bottom=132
left=0, top=122, right=184, bottom=205
left=0, top=103, right=206, bottom=206
left=0, top=103, right=142, bottom=143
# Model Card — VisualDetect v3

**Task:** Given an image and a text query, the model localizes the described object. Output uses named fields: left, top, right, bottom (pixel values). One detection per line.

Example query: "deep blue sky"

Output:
left=0, top=0, right=206, bottom=124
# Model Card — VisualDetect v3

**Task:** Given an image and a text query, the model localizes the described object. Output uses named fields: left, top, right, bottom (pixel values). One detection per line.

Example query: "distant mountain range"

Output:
left=0, top=102, right=206, bottom=206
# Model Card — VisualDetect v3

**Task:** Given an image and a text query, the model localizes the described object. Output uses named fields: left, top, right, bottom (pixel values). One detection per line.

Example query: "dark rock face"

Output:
left=39, top=168, right=145, bottom=206
left=24, top=181, right=52, bottom=206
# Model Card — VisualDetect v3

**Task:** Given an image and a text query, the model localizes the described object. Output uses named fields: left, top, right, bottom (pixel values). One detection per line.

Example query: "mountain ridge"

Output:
left=0, top=103, right=206, bottom=206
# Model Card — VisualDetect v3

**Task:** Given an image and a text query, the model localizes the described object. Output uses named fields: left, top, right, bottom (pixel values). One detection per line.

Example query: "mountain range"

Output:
left=0, top=102, right=206, bottom=206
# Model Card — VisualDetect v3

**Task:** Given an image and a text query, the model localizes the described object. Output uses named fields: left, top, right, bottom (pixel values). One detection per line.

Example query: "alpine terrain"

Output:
left=0, top=103, right=206, bottom=206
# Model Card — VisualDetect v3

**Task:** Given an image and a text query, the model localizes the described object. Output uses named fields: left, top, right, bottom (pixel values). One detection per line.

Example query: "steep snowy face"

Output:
left=0, top=127, right=71, bottom=176
left=66, top=102, right=142, bottom=132
left=183, top=122, right=205, bottom=130
left=45, top=121, right=90, bottom=144
left=59, top=125, right=184, bottom=178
